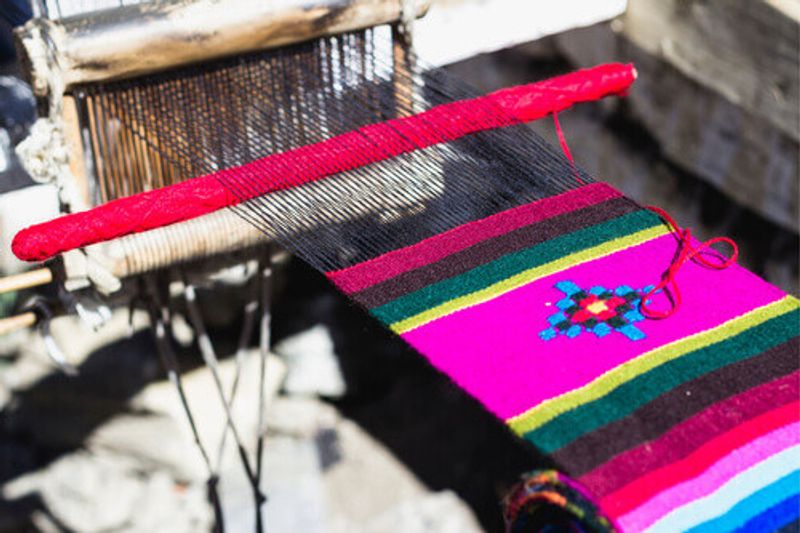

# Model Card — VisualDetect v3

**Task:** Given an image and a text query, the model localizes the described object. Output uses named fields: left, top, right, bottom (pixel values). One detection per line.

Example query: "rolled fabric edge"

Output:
left=503, top=469, right=617, bottom=533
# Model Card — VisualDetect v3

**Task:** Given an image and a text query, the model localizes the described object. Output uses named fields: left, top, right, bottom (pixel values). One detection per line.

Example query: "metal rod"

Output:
left=144, top=279, right=214, bottom=475
left=214, top=294, right=259, bottom=473
left=143, top=276, right=225, bottom=532
left=182, top=278, right=265, bottom=526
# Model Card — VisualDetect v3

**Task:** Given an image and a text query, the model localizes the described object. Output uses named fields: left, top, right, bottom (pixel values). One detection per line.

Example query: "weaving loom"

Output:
left=3, top=0, right=799, bottom=531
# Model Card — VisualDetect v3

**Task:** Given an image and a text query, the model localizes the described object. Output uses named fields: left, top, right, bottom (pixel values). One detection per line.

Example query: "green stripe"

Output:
left=391, top=226, right=667, bottom=334
left=372, top=210, right=660, bottom=325
left=508, top=297, right=798, bottom=435
left=525, top=308, right=800, bottom=453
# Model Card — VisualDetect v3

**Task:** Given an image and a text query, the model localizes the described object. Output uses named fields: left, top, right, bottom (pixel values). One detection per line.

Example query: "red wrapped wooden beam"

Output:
left=12, top=63, right=636, bottom=262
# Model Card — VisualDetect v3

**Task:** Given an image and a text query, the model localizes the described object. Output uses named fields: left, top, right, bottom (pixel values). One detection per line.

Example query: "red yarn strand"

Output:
left=552, top=111, right=584, bottom=186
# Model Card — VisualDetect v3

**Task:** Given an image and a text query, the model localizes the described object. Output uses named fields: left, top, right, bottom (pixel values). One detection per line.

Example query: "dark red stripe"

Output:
left=601, top=398, right=799, bottom=519
left=579, top=369, right=800, bottom=501
left=351, top=197, right=638, bottom=308
left=551, top=337, right=799, bottom=477
left=13, top=64, right=636, bottom=262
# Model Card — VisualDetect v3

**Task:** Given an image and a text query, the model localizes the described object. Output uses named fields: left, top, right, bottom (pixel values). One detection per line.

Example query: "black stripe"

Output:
left=549, top=337, right=799, bottom=476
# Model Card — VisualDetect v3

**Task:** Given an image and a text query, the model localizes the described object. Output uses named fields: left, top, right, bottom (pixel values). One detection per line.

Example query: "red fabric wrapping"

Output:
left=13, top=63, right=636, bottom=262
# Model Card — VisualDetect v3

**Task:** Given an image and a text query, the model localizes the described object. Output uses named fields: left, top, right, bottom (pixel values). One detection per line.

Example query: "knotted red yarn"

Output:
left=641, top=206, right=738, bottom=319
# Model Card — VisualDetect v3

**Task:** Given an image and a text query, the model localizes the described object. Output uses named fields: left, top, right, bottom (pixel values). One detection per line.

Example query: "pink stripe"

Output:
left=617, top=422, right=800, bottom=531
left=327, top=183, right=621, bottom=293
left=401, top=234, right=786, bottom=419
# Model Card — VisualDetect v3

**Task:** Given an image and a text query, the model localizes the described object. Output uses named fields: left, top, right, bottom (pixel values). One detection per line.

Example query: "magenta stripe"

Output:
left=618, top=422, right=800, bottom=532
left=400, top=234, right=786, bottom=419
left=327, top=183, right=621, bottom=294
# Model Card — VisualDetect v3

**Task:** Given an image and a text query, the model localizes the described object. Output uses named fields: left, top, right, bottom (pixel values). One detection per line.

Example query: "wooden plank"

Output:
left=0, top=267, right=53, bottom=293
left=623, top=0, right=799, bottom=140
left=414, top=0, right=627, bottom=66
left=15, top=0, right=432, bottom=93
left=0, top=311, right=37, bottom=336
left=61, top=95, right=91, bottom=206
left=555, top=1, right=799, bottom=231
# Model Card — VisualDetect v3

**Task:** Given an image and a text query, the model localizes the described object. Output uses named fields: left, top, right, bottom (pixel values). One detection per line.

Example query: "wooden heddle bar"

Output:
left=15, top=0, right=432, bottom=97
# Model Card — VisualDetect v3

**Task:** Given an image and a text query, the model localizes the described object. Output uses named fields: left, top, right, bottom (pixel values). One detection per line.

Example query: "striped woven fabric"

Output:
left=327, top=182, right=800, bottom=532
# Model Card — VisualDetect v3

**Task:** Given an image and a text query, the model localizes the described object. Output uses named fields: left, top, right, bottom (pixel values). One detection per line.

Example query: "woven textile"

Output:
left=328, top=182, right=800, bottom=532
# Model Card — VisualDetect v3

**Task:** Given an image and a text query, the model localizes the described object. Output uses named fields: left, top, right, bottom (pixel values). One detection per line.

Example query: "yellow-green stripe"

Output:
left=391, top=225, right=669, bottom=334
left=507, top=295, right=800, bottom=435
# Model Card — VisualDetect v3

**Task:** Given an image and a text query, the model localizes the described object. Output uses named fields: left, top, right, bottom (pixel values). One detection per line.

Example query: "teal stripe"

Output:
left=526, top=309, right=800, bottom=453
left=372, top=210, right=660, bottom=325
left=687, top=470, right=800, bottom=533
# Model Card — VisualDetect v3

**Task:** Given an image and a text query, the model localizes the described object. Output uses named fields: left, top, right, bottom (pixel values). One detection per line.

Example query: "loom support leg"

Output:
left=254, top=249, right=274, bottom=533
left=142, top=276, right=223, bottom=532
left=182, top=274, right=266, bottom=531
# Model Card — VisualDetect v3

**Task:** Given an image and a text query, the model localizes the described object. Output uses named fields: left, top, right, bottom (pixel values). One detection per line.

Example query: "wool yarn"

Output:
left=328, top=183, right=799, bottom=532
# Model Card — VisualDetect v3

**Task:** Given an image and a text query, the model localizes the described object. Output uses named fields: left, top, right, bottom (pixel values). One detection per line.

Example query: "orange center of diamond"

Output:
left=586, top=300, right=609, bottom=315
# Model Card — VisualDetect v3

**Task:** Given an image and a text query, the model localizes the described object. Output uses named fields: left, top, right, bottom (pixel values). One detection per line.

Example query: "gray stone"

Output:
left=274, top=325, right=347, bottom=398
left=2, top=450, right=212, bottom=533
left=361, top=491, right=483, bottom=533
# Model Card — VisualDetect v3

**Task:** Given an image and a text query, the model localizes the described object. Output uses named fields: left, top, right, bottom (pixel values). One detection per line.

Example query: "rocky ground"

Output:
left=0, top=257, right=544, bottom=532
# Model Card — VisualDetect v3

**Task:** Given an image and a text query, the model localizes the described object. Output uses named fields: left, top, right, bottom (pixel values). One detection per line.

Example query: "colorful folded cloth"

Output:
left=328, top=182, right=799, bottom=532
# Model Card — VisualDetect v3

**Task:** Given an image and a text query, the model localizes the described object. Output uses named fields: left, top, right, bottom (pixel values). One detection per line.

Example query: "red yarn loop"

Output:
left=641, top=206, right=738, bottom=319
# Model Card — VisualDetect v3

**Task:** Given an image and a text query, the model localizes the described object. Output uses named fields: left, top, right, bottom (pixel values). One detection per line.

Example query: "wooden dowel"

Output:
left=0, top=268, right=53, bottom=294
left=0, top=312, right=37, bottom=336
